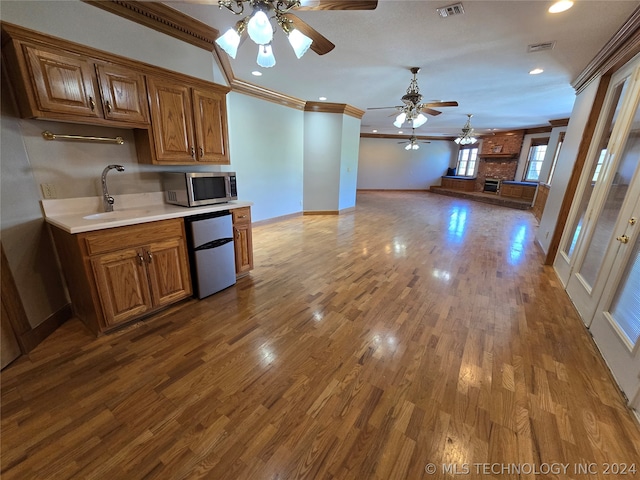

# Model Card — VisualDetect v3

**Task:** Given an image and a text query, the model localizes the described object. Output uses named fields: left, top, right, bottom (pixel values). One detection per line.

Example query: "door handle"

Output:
left=616, top=235, right=629, bottom=244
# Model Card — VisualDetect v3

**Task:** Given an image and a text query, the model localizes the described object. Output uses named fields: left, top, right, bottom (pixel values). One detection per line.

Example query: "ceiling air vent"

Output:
left=437, top=3, right=465, bottom=18
left=528, top=41, right=556, bottom=53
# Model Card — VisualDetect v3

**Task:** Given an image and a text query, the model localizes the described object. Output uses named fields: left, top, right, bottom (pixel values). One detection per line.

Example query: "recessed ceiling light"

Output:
left=372, top=129, right=378, bottom=133
left=549, top=0, right=573, bottom=13
left=530, top=68, right=544, bottom=75
left=251, top=71, right=262, bottom=76
left=398, top=131, right=403, bottom=134
left=318, top=96, right=327, bottom=101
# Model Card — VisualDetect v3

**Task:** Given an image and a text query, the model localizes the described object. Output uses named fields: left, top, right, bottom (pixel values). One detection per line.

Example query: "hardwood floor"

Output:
left=2, top=191, right=639, bottom=479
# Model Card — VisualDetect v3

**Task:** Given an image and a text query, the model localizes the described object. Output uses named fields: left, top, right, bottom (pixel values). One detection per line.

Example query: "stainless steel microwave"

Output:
left=163, top=172, right=237, bottom=207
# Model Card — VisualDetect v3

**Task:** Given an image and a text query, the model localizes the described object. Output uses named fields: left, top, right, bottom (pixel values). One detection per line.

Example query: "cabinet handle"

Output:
left=105, top=101, right=112, bottom=113
left=89, top=96, right=96, bottom=111
left=199, top=146, right=204, bottom=158
left=137, top=253, right=144, bottom=265
left=146, top=251, right=153, bottom=263
left=616, top=235, right=629, bottom=244
left=190, top=147, right=195, bottom=158
left=238, top=215, right=247, bottom=219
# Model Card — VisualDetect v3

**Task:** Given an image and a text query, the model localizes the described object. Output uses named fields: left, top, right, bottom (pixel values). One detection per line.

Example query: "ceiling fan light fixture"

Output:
left=247, top=9, right=273, bottom=45
left=394, top=112, right=407, bottom=128
left=454, top=114, right=477, bottom=145
left=257, top=44, right=276, bottom=68
left=412, top=113, right=428, bottom=128
left=287, top=28, right=313, bottom=58
left=215, top=20, right=246, bottom=58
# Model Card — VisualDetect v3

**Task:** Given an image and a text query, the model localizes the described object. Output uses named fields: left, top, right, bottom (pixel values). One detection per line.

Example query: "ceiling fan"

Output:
left=368, top=67, right=459, bottom=128
left=214, top=0, right=378, bottom=65
left=399, top=129, right=431, bottom=150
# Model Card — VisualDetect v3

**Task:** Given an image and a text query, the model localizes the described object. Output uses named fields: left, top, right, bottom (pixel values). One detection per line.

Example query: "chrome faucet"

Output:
left=101, top=164, right=125, bottom=212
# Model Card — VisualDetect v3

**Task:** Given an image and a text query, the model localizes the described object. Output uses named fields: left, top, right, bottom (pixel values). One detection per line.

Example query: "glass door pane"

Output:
left=562, top=79, right=630, bottom=258
left=609, top=234, right=640, bottom=348
left=577, top=99, right=640, bottom=289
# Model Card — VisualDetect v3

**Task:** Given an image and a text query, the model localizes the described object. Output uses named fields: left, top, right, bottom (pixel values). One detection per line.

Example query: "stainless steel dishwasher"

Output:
left=185, top=211, right=236, bottom=299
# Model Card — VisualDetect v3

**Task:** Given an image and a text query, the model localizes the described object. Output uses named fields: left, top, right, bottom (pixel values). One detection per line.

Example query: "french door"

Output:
left=554, top=54, right=640, bottom=407
left=589, top=194, right=640, bottom=406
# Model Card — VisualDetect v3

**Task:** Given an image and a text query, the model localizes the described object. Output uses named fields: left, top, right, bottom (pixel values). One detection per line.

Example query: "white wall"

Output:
left=357, top=137, right=457, bottom=190
left=338, top=115, right=361, bottom=211
left=303, top=112, right=343, bottom=211
left=1, top=84, right=69, bottom=328
left=535, top=79, right=602, bottom=253
left=226, top=93, right=304, bottom=222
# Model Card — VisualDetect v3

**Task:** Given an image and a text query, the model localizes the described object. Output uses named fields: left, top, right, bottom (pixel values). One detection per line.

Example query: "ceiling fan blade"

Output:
left=421, top=107, right=442, bottom=116
left=296, top=0, right=378, bottom=10
left=423, top=101, right=459, bottom=108
left=283, top=13, right=335, bottom=55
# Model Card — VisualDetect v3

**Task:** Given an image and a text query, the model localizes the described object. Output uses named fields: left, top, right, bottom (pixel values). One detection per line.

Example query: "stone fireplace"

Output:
left=475, top=132, right=524, bottom=192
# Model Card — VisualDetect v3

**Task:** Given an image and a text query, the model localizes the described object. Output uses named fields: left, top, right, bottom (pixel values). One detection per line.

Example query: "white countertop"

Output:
left=42, top=192, right=253, bottom=234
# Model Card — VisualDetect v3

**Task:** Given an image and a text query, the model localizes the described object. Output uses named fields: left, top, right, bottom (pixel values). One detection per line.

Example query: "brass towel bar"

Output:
left=41, top=130, right=124, bottom=145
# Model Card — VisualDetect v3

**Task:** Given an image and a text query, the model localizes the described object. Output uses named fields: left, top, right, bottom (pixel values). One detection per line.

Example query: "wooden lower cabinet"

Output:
left=232, top=207, right=254, bottom=276
left=441, top=176, right=476, bottom=192
left=51, top=218, right=191, bottom=334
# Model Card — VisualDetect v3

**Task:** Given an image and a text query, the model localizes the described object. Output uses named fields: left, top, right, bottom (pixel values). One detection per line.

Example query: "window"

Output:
left=523, top=138, right=549, bottom=181
left=546, top=132, right=565, bottom=185
left=456, top=147, right=478, bottom=177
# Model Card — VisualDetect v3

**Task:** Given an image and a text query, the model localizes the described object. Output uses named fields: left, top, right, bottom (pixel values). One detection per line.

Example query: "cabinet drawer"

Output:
left=82, top=218, right=184, bottom=255
left=232, top=207, right=251, bottom=225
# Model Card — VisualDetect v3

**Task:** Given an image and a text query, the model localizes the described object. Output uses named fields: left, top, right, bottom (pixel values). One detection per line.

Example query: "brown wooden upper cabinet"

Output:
left=6, top=40, right=149, bottom=127
left=145, top=77, right=230, bottom=165
left=95, top=64, right=149, bottom=124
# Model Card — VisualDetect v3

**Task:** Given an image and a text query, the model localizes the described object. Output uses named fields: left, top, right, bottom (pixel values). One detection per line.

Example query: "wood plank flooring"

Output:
left=2, top=191, right=639, bottom=479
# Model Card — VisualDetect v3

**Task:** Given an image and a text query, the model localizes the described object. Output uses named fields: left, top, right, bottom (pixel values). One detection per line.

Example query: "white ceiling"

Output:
left=167, top=0, right=638, bottom=137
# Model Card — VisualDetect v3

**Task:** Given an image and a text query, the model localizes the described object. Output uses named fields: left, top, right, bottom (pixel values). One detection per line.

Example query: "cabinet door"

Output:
left=234, top=223, right=254, bottom=275
left=95, top=64, right=149, bottom=124
left=147, top=77, right=195, bottom=163
left=192, top=88, right=230, bottom=164
left=145, top=238, right=192, bottom=307
left=232, top=207, right=253, bottom=275
left=24, top=45, right=100, bottom=118
left=91, top=248, right=152, bottom=327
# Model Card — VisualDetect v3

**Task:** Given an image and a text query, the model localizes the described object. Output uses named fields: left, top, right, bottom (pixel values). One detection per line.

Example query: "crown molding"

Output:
left=83, top=1, right=219, bottom=51
left=231, top=78, right=306, bottom=110
left=305, top=102, right=365, bottom=119
left=549, top=118, right=570, bottom=127
left=572, top=6, right=640, bottom=94
left=360, top=133, right=455, bottom=141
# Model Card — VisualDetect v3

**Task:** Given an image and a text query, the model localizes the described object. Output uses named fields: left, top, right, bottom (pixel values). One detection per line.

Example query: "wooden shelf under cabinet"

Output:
left=50, top=218, right=191, bottom=334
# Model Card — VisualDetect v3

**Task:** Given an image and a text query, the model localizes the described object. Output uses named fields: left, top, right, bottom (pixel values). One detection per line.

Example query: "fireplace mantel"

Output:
left=478, top=153, right=518, bottom=160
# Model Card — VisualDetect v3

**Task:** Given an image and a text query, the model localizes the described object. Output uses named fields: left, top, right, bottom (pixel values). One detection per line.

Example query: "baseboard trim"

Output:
left=19, top=303, right=72, bottom=352
left=303, top=211, right=339, bottom=215
left=357, top=189, right=430, bottom=192
left=252, top=211, right=302, bottom=227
